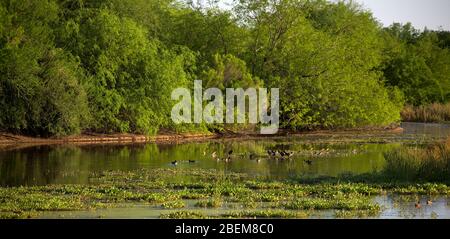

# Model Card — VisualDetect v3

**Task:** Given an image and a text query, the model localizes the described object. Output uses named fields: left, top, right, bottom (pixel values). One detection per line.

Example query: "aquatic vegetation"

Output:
left=221, top=210, right=309, bottom=219
left=195, top=197, right=223, bottom=208
left=0, top=168, right=449, bottom=219
left=282, top=196, right=381, bottom=212
left=161, top=200, right=185, bottom=209
left=334, top=209, right=380, bottom=218
left=160, top=211, right=208, bottom=219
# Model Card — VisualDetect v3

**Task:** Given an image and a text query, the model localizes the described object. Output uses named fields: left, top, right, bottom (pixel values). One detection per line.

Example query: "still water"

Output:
left=1, top=122, right=450, bottom=218
left=0, top=142, right=395, bottom=186
left=1, top=122, right=449, bottom=186
left=38, top=195, right=450, bottom=219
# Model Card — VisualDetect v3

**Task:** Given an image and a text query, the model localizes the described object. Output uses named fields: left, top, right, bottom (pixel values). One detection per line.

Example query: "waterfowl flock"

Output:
left=266, top=149, right=295, bottom=160
left=170, top=146, right=360, bottom=166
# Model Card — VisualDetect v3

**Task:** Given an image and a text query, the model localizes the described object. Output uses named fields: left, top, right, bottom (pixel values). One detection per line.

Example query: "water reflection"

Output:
left=0, top=122, right=449, bottom=186
left=376, top=195, right=450, bottom=219
left=0, top=142, right=395, bottom=186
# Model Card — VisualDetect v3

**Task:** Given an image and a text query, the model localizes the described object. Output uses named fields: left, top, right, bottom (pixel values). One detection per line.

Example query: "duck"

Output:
left=267, top=150, right=276, bottom=157
left=249, top=153, right=256, bottom=160
left=224, top=156, right=231, bottom=163
left=188, top=160, right=196, bottom=163
left=171, top=161, right=178, bottom=166
left=304, top=160, right=313, bottom=165
left=415, top=201, right=421, bottom=209
left=284, top=151, right=294, bottom=158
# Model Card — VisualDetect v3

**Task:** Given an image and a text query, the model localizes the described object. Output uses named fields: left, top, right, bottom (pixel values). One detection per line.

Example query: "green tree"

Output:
left=0, top=0, right=89, bottom=136
left=382, top=24, right=450, bottom=105
left=58, top=9, right=191, bottom=134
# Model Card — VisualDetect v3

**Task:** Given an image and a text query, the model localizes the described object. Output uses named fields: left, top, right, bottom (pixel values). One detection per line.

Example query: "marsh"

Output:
left=1, top=123, right=450, bottom=219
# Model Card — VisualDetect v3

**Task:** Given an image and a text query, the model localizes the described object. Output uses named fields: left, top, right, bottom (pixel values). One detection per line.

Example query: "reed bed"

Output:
left=384, top=137, right=450, bottom=182
left=401, top=103, right=450, bottom=123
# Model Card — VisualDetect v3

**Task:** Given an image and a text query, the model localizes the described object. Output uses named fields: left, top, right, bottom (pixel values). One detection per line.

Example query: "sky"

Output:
left=217, top=0, right=450, bottom=31
left=353, top=0, right=450, bottom=30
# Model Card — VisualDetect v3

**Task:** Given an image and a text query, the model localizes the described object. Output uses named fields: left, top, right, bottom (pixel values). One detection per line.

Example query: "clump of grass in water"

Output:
left=221, top=210, right=309, bottom=219
left=383, top=138, right=450, bottom=182
left=282, top=195, right=380, bottom=211
left=160, top=211, right=208, bottom=219
left=195, top=197, right=223, bottom=208
left=161, top=200, right=185, bottom=209
left=334, top=209, right=380, bottom=219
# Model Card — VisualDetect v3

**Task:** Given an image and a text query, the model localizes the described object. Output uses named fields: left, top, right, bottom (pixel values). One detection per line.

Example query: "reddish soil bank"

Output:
left=0, top=126, right=403, bottom=147
left=0, top=132, right=217, bottom=146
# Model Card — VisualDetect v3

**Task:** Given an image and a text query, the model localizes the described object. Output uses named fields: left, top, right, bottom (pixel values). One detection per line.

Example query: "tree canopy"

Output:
left=1, top=0, right=449, bottom=136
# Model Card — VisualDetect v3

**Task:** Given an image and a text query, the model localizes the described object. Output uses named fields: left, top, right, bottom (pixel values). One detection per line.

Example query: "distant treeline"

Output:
left=1, top=0, right=449, bottom=136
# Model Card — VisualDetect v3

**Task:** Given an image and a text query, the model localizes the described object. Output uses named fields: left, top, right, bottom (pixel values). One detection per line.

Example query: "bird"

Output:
left=304, top=160, right=313, bottom=165
left=427, top=200, right=433, bottom=206
left=224, top=156, right=231, bottom=163
left=280, top=150, right=294, bottom=158
left=267, top=150, right=276, bottom=157
left=415, top=201, right=421, bottom=209
left=171, top=161, right=178, bottom=166
left=249, top=153, right=256, bottom=160
left=211, top=151, right=217, bottom=158
left=256, top=159, right=261, bottom=163
left=188, top=160, right=196, bottom=163
left=276, top=150, right=283, bottom=156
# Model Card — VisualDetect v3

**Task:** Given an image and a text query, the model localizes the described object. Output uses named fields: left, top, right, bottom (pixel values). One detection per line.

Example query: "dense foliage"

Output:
left=381, top=23, right=450, bottom=105
left=1, top=0, right=449, bottom=136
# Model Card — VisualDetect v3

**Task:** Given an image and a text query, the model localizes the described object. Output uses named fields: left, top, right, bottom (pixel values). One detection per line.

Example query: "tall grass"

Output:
left=401, top=103, right=450, bottom=123
left=383, top=138, right=450, bottom=182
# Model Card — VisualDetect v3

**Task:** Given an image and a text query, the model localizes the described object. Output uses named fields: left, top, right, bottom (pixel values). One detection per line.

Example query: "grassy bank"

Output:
left=401, top=103, right=450, bottom=123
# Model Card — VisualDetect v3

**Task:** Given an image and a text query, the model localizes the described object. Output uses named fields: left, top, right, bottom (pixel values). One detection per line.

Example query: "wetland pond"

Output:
left=1, top=122, right=450, bottom=219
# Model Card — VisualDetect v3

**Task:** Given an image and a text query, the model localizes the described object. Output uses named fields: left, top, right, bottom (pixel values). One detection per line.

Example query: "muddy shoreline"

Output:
left=0, top=126, right=404, bottom=148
